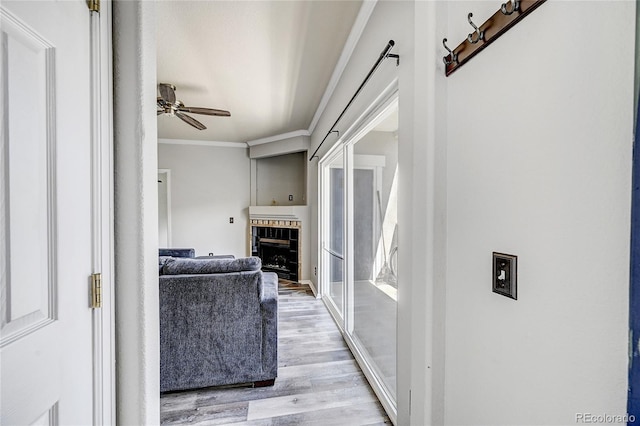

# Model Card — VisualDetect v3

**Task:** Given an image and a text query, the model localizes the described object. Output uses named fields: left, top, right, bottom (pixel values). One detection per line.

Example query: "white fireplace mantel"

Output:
left=249, top=205, right=309, bottom=222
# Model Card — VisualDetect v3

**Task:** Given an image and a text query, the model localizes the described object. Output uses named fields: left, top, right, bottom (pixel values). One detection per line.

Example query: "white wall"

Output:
left=158, top=143, right=250, bottom=258
left=113, top=1, right=160, bottom=424
left=442, top=1, right=634, bottom=425
left=309, top=0, right=635, bottom=424
left=255, top=152, right=306, bottom=206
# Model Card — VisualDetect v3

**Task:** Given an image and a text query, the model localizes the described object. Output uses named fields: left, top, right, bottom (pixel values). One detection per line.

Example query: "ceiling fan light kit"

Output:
left=157, top=83, right=231, bottom=130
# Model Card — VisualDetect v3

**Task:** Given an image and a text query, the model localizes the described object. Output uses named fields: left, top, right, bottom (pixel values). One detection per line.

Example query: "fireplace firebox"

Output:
left=251, top=226, right=299, bottom=281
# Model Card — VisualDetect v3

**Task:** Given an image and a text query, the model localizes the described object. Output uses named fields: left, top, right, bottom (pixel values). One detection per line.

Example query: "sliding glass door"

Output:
left=351, top=120, right=398, bottom=400
left=320, top=96, right=398, bottom=415
left=324, top=152, right=345, bottom=319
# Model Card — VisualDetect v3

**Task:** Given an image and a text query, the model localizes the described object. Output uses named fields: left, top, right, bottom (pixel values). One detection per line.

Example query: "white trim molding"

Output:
left=246, top=129, right=310, bottom=147
left=157, top=169, right=172, bottom=248
left=248, top=205, right=308, bottom=222
left=90, top=1, right=115, bottom=424
left=158, top=138, right=248, bottom=149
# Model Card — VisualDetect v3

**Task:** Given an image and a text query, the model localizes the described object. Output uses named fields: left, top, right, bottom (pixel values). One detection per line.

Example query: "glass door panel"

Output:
left=325, top=153, right=344, bottom=316
left=350, top=105, right=398, bottom=400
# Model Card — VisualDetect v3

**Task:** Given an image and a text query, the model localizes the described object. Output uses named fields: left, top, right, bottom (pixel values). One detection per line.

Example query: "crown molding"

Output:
left=246, top=129, right=310, bottom=147
left=307, top=0, right=378, bottom=135
left=158, top=138, right=248, bottom=148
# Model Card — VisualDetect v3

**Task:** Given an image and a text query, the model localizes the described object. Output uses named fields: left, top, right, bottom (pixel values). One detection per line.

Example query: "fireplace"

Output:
left=251, top=222, right=299, bottom=281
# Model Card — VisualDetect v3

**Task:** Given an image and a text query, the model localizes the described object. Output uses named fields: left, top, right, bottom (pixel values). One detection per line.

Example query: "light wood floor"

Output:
left=160, top=280, right=391, bottom=425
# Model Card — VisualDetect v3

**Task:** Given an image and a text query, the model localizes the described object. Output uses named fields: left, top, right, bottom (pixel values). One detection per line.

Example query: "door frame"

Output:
left=158, top=169, right=172, bottom=248
left=319, top=146, right=347, bottom=326
left=628, top=8, right=640, bottom=420
left=628, top=86, right=640, bottom=421
left=112, top=2, right=160, bottom=423
left=90, top=1, right=115, bottom=424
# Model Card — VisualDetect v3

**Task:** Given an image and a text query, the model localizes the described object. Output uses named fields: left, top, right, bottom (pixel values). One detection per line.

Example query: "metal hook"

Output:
left=442, top=38, right=457, bottom=66
left=467, top=13, right=484, bottom=44
left=500, top=0, right=520, bottom=15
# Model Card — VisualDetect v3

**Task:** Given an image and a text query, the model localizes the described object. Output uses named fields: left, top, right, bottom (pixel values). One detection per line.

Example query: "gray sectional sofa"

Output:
left=159, top=255, right=278, bottom=392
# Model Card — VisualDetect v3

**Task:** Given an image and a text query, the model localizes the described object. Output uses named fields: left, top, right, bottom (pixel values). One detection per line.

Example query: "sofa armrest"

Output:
left=261, top=272, right=278, bottom=307
left=260, top=272, right=278, bottom=378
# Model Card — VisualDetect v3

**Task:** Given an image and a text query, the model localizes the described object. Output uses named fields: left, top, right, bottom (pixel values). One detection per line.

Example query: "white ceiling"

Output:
left=156, top=0, right=362, bottom=143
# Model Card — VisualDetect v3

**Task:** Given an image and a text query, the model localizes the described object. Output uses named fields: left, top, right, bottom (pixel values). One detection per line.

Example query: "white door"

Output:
left=1, top=1, right=97, bottom=424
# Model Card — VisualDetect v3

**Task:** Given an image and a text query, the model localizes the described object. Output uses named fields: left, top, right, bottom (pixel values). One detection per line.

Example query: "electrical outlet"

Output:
left=288, top=195, right=293, bottom=201
left=229, top=217, right=234, bottom=224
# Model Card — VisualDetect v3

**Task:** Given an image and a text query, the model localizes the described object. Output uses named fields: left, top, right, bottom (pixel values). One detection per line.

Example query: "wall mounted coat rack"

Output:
left=443, top=0, right=546, bottom=76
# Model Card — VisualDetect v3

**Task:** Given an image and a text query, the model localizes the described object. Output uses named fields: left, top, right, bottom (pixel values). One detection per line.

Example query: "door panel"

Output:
left=351, top=131, right=398, bottom=401
left=326, top=155, right=345, bottom=316
left=1, top=11, right=56, bottom=344
left=1, top=2, right=94, bottom=424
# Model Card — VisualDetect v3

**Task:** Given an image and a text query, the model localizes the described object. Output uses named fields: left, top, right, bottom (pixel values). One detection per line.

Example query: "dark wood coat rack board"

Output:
left=443, top=0, right=547, bottom=76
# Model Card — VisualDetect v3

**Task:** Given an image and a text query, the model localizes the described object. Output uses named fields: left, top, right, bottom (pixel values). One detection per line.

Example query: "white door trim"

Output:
left=158, top=169, right=172, bottom=247
left=90, top=2, right=115, bottom=424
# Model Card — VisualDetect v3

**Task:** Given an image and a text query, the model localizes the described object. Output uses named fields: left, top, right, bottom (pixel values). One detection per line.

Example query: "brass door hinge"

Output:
left=87, top=0, right=100, bottom=13
left=91, top=273, right=102, bottom=308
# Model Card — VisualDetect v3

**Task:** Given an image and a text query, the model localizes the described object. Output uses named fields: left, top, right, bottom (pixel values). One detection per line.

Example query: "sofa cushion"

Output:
left=159, top=256, right=173, bottom=273
left=159, top=248, right=195, bottom=258
left=161, top=256, right=262, bottom=275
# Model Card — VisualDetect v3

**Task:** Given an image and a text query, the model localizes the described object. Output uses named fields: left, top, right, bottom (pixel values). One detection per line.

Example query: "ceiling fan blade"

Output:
left=175, top=111, right=207, bottom=130
left=158, top=83, right=176, bottom=104
left=178, top=106, right=231, bottom=117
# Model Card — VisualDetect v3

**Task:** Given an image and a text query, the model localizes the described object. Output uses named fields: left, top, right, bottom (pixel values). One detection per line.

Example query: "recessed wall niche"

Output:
left=253, top=152, right=307, bottom=206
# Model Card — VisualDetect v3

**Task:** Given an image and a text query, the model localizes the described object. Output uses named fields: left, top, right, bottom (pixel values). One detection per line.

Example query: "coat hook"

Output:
left=467, top=13, right=484, bottom=44
left=501, top=0, right=520, bottom=15
left=442, top=38, right=458, bottom=66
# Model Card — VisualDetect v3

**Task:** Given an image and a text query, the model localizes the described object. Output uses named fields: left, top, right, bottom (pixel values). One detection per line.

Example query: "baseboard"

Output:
left=299, top=279, right=318, bottom=298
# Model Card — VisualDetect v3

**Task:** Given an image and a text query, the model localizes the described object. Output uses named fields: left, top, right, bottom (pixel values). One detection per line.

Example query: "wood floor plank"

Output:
left=279, top=347, right=355, bottom=368
left=160, top=281, right=391, bottom=425
left=245, top=385, right=379, bottom=421
left=236, top=401, right=388, bottom=426
left=161, top=400, right=249, bottom=425
left=190, top=377, right=313, bottom=406
left=276, top=359, right=361, bottom=381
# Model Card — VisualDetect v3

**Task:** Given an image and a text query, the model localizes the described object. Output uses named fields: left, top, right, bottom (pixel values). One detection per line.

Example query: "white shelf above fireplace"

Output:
left=249, top=205, right=309, bottom=222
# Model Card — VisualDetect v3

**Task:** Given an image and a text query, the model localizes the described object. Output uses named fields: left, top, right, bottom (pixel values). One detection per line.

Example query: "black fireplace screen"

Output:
left=251, top=226, right=299, bottom=281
